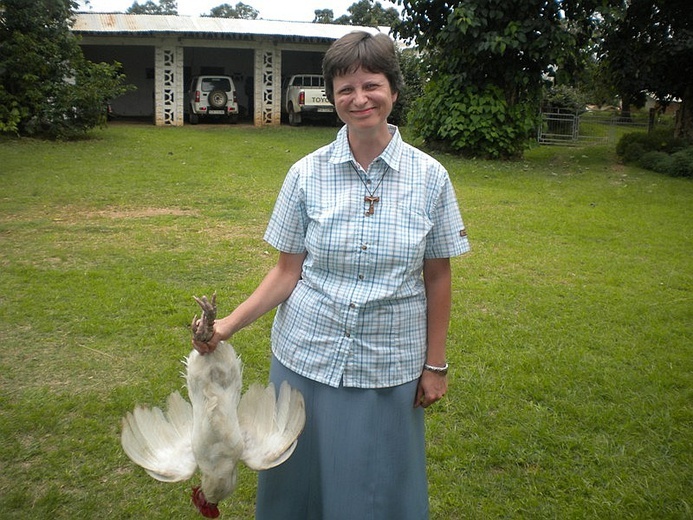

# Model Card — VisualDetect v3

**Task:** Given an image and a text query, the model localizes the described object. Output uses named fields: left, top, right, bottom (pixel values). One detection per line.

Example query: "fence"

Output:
left=537, top=109, right=653, bottom=146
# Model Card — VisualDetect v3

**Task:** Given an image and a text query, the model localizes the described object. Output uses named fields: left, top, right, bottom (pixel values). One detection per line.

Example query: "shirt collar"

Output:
left=329, top=124, right=403, bottom=173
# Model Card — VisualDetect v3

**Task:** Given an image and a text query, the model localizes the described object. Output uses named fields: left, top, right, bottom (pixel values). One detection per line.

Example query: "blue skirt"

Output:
left=256, top=357, right=429, bottom=520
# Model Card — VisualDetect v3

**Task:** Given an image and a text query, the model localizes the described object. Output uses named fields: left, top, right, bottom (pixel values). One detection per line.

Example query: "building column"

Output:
left=254, top=44, right=282, bottom=126
left=154, top=43, right=184, bottom=126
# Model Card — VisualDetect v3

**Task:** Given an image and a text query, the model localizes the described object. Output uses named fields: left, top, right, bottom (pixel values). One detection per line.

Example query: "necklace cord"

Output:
left=350, top=161, right=388, bottom=198
left=350, top=161, right=388, bottom=216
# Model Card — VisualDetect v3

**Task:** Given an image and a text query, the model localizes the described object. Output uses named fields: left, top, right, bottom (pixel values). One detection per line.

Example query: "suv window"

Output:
left=290, top=76, right=324, bottom=88
left=200, top=78, right=232, bottom=92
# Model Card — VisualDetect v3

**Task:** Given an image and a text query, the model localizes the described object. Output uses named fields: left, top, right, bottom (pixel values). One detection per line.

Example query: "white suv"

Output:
left=187, top=75, right=239, bottom=124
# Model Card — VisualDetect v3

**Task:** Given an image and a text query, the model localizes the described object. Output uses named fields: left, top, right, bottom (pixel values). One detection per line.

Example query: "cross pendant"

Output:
left=364, top=195, right=380, bottom=216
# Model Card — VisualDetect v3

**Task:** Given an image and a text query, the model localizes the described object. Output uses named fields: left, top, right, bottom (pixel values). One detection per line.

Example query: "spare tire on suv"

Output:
left=187, top=76, right=239, bottom=124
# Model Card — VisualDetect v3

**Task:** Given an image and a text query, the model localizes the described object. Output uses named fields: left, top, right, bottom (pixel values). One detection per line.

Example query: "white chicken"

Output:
left=121, top=294, right=306, bottom=518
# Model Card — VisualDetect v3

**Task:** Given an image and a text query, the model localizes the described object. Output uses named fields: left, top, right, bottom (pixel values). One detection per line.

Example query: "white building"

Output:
left=73, top=13, right=382, bottom=126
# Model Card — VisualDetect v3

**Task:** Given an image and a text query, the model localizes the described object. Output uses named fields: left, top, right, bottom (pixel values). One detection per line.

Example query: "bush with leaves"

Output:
left=616, top=129, right=688, bottom=160
left=543, top=85, right=587, bottom=114
left=638, top=148, right=693, bottom=178
left=394, top=0, right=615, bottom=159
left=0, top=0, right=132, bottom=139
left=389, top=48, right=425, bottom=126
left=639, top=151, right=673, bottom=173
left=667, top=148, right=693, bottom=178
left=409, top=76, right=537, bottom=159
left=616, top=129, right=692, bottom=178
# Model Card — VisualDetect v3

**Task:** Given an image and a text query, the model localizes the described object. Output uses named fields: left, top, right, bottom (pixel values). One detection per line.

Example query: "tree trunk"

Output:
left=620, top=92, right=633, bottom=123
left=674, top=84, right=692, bottom=143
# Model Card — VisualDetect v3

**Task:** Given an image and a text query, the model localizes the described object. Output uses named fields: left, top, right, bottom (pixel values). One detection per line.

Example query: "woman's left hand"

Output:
left=415, top=370, right=448, bottom=408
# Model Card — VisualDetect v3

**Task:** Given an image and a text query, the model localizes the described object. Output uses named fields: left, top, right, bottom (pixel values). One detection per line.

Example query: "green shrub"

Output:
left=543, top=84, right=586, bottom=113
left=620, top=141, right=648, bottom=163
left=619, top=129, right=693, bottom=178
left=639, top=151, right=673, bottom=173
left=669, top=147, right=693, bottom=178
left=0, top=1, right=132, bottom=139
left=616, top=129, right=688, bottom=159
left=390, top=48, right=425, bottom=126
left=409, top=77, right=537, bottom=159
left=616, top=132, right=645, bottom=159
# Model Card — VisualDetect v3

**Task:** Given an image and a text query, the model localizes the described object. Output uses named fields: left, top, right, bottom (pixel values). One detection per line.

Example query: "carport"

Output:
left=73, top=13, right=380, bottom=126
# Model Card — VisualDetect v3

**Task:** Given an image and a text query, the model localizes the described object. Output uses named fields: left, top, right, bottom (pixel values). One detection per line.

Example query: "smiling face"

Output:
left=332, top=68, right=398, bottom=133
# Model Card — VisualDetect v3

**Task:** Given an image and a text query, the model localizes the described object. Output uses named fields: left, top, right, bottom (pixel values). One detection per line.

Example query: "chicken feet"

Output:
left=191, top=292, right=217, bottom=343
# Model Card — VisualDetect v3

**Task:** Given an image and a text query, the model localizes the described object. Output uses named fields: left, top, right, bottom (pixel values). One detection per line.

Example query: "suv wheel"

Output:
left=208, top=89, right=228, bottom=109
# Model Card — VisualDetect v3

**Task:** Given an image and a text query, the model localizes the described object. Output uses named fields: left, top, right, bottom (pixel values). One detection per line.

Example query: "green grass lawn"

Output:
left=0, top=123, right=691, bottom=519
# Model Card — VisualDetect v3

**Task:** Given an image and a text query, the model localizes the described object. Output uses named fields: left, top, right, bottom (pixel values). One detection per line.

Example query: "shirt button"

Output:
left=361, top=245, right=368, bottom=250
left=345, top=332, right=351, bottom=337
left=349, top=302, right=356, bottom=308
left=358, top=274, right=364, bottom=280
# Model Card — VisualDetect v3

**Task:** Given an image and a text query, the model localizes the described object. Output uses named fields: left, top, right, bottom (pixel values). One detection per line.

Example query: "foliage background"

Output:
left=394, top=0, right=693, bottom=156
left=0, top=0, right=131, bottom=139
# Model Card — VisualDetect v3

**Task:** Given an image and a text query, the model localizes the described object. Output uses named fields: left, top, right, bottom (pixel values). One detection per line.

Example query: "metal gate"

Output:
left=538, top=109, right=651, bottom=146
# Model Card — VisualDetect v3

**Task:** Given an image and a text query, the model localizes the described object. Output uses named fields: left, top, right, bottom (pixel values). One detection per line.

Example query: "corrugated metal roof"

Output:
left=72, top=13, right=384, bottom=41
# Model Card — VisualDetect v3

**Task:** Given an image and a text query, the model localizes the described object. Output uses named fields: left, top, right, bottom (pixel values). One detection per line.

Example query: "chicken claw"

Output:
left=191, top=292, right=217, bottom=343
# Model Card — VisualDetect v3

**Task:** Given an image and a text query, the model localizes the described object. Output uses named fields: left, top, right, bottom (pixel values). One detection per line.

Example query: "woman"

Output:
left=193, top=31, right=470, bottom=520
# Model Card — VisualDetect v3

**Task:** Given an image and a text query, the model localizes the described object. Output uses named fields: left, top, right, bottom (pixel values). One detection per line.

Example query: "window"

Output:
left=201, top=78, right=232, bottom=92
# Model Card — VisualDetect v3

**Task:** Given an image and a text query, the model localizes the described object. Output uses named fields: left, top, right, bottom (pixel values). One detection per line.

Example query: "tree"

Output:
left=313, top=9, right=334, bottom=24
left=389, top=47, right=425, bottom=126
left=600, top=0, right=693, bottom=140
left=576, top=53, right=620, bottom=108
left=598, top=2, right=650, bottom=119
left=0, top=0, right=132, bottom=139
left=332, top=0, right=400, bottom=27
left=393, top=0, right=617, bottom=158
left=126, top=0, right=178, bottom=15
left=204, top=2, right=259, bottom=19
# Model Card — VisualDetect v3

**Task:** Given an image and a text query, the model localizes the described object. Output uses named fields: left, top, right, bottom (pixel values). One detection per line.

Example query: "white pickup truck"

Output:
left=282, top=74, right=336, bottom=126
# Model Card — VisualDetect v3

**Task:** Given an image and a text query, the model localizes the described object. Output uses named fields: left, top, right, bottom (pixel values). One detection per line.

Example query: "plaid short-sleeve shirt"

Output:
left=264, top=125, right=470, bottom=388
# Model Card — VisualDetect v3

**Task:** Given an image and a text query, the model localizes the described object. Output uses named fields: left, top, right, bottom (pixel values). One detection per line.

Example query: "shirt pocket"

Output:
left=380, top=203, right=433, bottom=269
left=304, top=189, right=359, bottom=263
